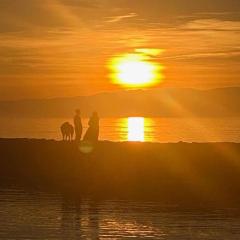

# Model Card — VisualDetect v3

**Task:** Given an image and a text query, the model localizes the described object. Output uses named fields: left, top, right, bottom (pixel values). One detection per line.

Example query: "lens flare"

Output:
left=108, top=49, right=164, bottom=88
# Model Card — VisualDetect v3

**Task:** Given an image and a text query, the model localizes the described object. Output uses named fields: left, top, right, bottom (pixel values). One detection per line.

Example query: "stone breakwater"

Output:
left=0, top=138, right=240, bottom=207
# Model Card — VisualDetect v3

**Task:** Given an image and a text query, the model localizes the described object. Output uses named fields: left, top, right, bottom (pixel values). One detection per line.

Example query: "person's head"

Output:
left=92, top=111, right=98, bottom=118
left=75, top=109, right=80, bottom=115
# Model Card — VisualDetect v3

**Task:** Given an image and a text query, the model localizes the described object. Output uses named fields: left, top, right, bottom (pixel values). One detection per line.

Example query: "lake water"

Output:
left=0, top=117, right=239, bottom=142
left=0, top=186, right=240, bottom=240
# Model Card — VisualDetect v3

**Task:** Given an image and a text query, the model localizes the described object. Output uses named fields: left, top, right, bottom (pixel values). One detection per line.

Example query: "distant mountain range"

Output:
left=0, top=87, right=240, bottom=118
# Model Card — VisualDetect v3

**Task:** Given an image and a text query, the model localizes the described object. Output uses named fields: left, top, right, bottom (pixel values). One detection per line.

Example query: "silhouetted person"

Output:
left=74, top=109, right=82, bottom=142
left=83, top=112, right=99, bottom=143
left=61, top=122, right=74, bottom=141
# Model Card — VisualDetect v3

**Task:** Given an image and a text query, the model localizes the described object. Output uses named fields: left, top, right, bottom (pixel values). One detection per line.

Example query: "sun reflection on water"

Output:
left=117, top=117, right=154, bottom=142
left=128, top=117, right=145, bottom=142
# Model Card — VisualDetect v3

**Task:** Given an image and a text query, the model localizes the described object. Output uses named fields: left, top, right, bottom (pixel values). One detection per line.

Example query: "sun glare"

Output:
left=109, top=49, right=163, bottom=88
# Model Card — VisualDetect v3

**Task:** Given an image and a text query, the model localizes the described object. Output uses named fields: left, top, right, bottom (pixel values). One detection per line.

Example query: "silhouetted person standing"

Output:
left=74, top=109, right=82, bottom=142
left=83, top=112, right=99, bottom=143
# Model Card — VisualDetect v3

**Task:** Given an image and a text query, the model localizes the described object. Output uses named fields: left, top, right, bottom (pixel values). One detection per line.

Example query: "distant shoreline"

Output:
left=1, top=87, right=240, bottom=118
left=0, top=138, right=240, bottom=207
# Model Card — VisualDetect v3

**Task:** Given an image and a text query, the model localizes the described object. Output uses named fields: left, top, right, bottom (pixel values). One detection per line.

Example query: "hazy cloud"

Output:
left=0, top=0, right=240, bottom=99
left=182, top=19, right=240, bottom=31
left=105, top=13, right=138, bottom=23
left=59, top=0, right=99, bottom=8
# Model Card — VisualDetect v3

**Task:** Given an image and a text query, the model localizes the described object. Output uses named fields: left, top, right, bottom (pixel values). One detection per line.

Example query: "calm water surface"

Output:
left=0, top=186, right=240, bottom=240
left=0, top=117, right=240, bottom=142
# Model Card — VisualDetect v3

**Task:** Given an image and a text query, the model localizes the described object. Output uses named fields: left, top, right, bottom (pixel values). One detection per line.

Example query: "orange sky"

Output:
left=0, top=0, right=240, bottom=100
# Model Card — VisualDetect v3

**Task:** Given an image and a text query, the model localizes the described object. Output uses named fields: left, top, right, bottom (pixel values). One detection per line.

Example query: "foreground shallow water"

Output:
left=0, top=186, right=240, bottom=239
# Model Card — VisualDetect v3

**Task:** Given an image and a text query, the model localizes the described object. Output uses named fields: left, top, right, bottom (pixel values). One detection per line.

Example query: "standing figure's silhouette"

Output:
left=74, top=109, right=82, bottom=142
left=83, top=112, right=99, bottom=143
left=61, top=122, right=74, bottom=141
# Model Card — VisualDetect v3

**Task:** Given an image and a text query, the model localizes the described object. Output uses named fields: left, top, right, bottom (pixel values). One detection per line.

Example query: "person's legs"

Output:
left=75, top=129, right=81, bottom=142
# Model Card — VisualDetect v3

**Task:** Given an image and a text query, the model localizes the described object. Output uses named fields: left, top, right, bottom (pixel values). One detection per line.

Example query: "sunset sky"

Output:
left=0, top=0, right=240, bottom=100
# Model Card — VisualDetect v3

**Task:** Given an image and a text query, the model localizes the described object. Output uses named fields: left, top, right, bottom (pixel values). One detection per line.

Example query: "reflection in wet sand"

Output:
left=61, top=199, right=99, bottom=239
left=0, top=187, right=240, bottom=239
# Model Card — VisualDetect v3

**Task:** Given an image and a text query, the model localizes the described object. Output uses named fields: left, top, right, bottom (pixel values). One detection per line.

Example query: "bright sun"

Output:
left=109, top=50, right=163, bottom=88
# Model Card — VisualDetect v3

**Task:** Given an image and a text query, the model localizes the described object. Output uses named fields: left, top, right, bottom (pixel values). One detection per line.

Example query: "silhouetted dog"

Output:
left=61, top=122, right=74, bottom=141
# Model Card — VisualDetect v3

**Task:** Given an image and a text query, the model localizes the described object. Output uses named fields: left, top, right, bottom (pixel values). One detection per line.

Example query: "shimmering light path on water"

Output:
left=0, top=187, right=240, bottom=239
left=0, top=117, right=240, bottom=142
